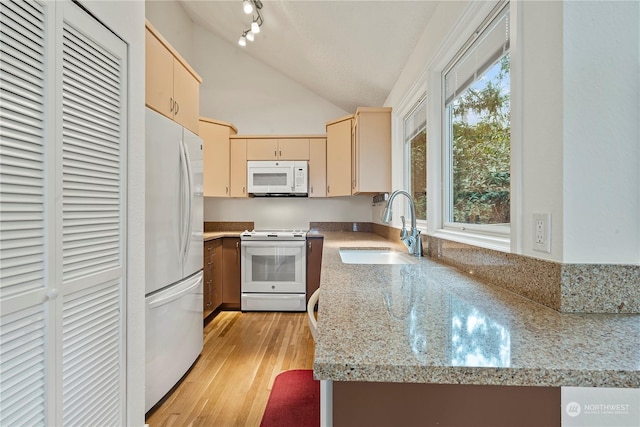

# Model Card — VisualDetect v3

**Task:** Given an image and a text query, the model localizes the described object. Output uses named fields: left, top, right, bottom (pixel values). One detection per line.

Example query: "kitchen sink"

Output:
left=339, top=248, right=418, bottom=265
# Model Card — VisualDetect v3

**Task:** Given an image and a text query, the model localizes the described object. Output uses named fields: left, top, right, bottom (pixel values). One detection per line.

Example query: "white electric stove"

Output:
left=240, top=229, right=308, bottom=311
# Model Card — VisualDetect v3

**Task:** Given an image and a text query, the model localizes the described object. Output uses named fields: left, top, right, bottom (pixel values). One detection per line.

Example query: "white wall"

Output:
left=204, top=196, right=373, bottom=230
left=516, top=0, right=640, bottom=264
left=145, top=0, right=196, bottom=64
left=80, top=1, right=146, bottom=425
left=518, top=1, right=565, bottom=261
left=192, top=25, right=348, bottom=134
left=561, top=0, right=640, bottom=264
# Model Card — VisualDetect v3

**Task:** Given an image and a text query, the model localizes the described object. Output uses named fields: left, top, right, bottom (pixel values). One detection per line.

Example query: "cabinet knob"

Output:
left=310, top=185, right=313, bottom=194
left=169, top=97, right=174, bottom=112
left=226, top=186, right=229, bottom=194
left=174, top=101, right=179, bottom=115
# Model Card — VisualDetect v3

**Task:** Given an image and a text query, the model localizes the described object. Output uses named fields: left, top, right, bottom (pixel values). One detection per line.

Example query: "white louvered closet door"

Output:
left=0, top=1, right=128, bottom=426
left=0, top=1, right=53, bottom=425
left=56, top=2, right=128, bottom=426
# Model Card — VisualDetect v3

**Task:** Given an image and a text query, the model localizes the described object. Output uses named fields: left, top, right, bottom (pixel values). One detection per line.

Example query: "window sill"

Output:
left=431, top=229, right=510, bottom=253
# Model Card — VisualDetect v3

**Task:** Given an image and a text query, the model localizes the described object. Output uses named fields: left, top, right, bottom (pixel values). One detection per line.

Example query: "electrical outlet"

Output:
left=533, top=213, right=551, bottom=253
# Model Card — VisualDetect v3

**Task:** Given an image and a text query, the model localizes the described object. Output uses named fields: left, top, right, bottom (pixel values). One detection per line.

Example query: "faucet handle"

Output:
left=400, top=216, right=408, bottom=239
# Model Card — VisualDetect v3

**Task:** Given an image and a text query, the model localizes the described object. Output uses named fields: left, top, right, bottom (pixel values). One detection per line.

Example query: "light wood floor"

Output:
left=146, top=311, right=315, bottom=427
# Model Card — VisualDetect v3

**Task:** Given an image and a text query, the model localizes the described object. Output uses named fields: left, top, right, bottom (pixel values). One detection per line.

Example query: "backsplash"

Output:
left=204, top=221, right=254, bottom=232
left=310, top=222, right=372, bottom=232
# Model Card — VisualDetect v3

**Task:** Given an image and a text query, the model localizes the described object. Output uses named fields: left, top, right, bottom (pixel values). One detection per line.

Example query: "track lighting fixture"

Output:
left=238, top=0, right=264, bottom=47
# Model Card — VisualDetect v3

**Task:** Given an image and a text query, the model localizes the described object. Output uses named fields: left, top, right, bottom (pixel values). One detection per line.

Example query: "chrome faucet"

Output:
left=381, top=190, right=423, bottom=257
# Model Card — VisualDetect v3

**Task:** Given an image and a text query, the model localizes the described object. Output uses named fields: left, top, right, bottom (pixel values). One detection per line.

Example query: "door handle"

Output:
left=170, top=97, right=174, bottom=112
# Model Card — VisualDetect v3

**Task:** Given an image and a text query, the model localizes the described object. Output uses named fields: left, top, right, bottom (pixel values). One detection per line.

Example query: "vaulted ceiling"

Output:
left=179, top=1, right=440, bottom=112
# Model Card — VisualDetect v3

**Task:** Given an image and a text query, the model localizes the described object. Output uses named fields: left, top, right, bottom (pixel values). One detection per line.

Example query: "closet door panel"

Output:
left=0, top=1, right=50, bottom=426
left=58, top=2, right=127, bottom=426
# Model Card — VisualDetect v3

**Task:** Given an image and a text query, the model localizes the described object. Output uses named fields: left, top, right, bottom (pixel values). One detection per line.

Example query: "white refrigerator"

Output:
left=144, top=108, right=203, bottom=412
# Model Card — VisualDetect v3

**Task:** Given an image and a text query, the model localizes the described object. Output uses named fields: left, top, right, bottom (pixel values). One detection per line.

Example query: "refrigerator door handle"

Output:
left=178, top=139, right=190, bottom=263
left=147, top=272, right=202, bottom=308
left=182, top=137, right=194, bottom=264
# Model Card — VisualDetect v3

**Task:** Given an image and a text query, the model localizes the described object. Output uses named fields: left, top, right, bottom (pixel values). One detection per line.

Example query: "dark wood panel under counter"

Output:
left=306, top=235, right=324, bottom=302
left=203, top=239, right=222, bottom=319
left=221, top=237, right=241, bottom=309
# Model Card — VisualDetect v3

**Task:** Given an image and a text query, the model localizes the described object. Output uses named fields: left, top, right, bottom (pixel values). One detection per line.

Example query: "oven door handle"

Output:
left=240, top=240, right=306, bottom=248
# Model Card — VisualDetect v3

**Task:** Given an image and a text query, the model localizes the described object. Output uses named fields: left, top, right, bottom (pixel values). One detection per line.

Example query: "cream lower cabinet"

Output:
left=230, top=138, right=248, bottom=198
left=246, top=138, right=310, bottom=160
left=326, top=115, right=353, bottom=197
left=309, top=138, right=327, bottom=197
left=200, top=118, right=238, bottom=197
left=145, top=20, right=201, bottom=135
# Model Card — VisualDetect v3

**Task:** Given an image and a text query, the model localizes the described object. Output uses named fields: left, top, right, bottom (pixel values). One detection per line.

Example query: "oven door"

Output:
left=241, top=240, right=306, bottom=293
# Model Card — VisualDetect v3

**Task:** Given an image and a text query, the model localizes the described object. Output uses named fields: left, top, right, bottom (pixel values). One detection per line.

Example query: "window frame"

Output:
left=426, top=0, right=519, bottom=252
left=438, top=1, right=514, bottom=251
left=403, top=95, right=427, bottom=229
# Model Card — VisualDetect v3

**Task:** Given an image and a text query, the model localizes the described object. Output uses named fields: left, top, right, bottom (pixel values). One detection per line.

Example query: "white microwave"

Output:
left=247, top=160, right=308, bottom=196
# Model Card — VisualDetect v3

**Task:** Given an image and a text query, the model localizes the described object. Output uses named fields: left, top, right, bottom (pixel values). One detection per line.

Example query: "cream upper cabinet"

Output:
left=326, top=115, right=353, bottom=197
left=230, top=138, right=248, bottom=198
left=145, top=20, right=202, bottom=135
left=145, top=27, right=173, bottom=119
left=351, top=107, right=391, bottom=194
left=278, top=138, right=310, bottom=160
left=246, top=138, right=310, bottom=160
left=172, top=60, right=200, bottom=133
left=200, top=118, right=238, bottom=197
left=309, top=138, right=327, bottom=197
left=246, top=138, right=276, bottom=160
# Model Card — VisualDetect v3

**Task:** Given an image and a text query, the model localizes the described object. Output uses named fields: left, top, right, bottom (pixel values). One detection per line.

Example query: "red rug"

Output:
left=260, top=369, right=320, bottom=427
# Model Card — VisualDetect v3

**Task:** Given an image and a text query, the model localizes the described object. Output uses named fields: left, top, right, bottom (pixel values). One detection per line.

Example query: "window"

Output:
left=444, top=2, right=510, bottom=236
left=404, top=97, right=427, bottom=222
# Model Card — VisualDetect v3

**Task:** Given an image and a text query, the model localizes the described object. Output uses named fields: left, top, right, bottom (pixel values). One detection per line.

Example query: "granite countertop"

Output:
left=313, top=232, right=640, bottom=388
left=203, top=231, right=244, bottom=241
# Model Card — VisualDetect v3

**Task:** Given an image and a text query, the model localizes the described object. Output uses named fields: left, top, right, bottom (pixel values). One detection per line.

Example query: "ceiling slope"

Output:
left=179, top=0, right=439, bottom=112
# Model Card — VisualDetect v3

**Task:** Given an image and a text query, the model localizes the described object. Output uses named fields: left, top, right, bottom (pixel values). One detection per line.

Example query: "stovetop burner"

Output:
left=240, top=229, right=308, bottom=240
